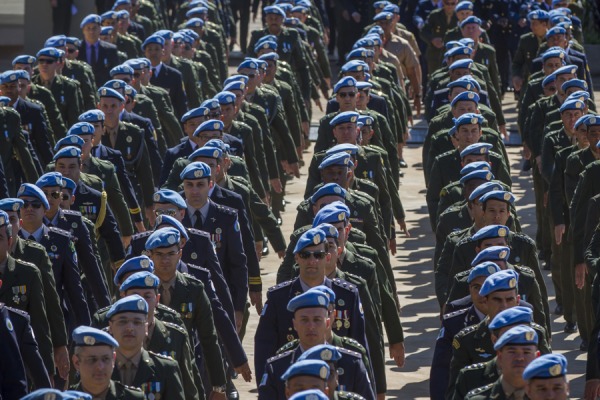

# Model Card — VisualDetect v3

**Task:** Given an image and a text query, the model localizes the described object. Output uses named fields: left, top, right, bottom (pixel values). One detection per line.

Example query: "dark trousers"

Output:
left=52, top=0, right=73, bottom=35
left=232, top=0, right=251, bottom=52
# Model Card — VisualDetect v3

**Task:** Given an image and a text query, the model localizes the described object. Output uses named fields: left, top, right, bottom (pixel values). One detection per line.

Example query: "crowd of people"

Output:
left=0, top=0, right=598, bottom=398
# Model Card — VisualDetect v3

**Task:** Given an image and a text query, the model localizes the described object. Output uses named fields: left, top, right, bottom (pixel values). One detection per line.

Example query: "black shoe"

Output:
left=564, top=322, right=578, bottom=333
left=538, top=250, right=546, bottom=261
left=554, top=305, right=563, bottom=315
left=226, top=380, right=239, bottom=400
left=581, top=340, right=589, bottom=351
left=276, top=217, right=282, bottom=226
left=543, top=260, right=551, bottom=271
left=262, top=237, right=270, bottom=257
left=399, top=159, right=408, bottom=168
left=522, top=159, right=531, bottom=172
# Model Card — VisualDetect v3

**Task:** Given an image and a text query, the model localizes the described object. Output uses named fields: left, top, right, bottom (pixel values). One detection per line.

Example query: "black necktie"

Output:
left=194, top=210, right=203, bottom=230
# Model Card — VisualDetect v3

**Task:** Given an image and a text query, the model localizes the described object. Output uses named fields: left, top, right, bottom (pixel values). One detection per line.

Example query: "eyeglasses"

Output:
left=22, top=201, right=43, bottom=209
left=297, top=250, right=327, bottom=260
left=66, top=48, right=77, bottom=54
left=208, top=111, right=222, bottom=118
left=61, top=194, right=70, bottom=201
left=155, top=209, right=177, bottom=217
left=38, top=59, right=56, bottom=65
left=337, top=91, right=356, bottom=98
left=244, top=73, right=257, bottom=79
left=43, top=190, right=62, bottom=200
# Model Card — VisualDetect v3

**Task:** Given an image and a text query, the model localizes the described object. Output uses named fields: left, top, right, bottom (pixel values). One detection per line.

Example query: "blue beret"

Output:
left=115, top=10, right=130, bottom=20
left=281, top=360, right=330, bottom=381
left=357, top=115, right=374, bottom=128
left=292, top=5, right=308, bottom=13
left=330, top=111, right=359, bottom=127
left=456, top=1, right=474, bottom=11
left=363, top=34, right=382, bottom=46
left=113, top=0, right=132, bottom=7
left=173, top=32, right=194, bottom=45
left=346, top=47, right=374, bottom=61
left=80, top=14, right=101, bottom=28
left=288, top=390, right=329, bottom=400
left=480, top=190, right=515, bottom=204
left=493, top=325, right=537, bottom=350
left=110, top=64, right=134, bottom=77
left=223, top=74, right=249, bottom=87
left=460, top=16, right=482, bottom=28
left=489, top=306, right=533, bottom=330
left=454, top=113, right=485, bottom=130
left=44, top=35, right=67, bottom=48
left=17, top=183, right=50, bottom=209
left=107, top=294, right=148, bottom=318
left=542, top=47, right=565, bottom=62
left=318, top=152, right=353, bottom=170
left=100, top=26, right=114, bottom=36
left=53, top=145, right=82, bottom=161
left=184, top=18, right=205, bottom=28
left=104, top=79, right=127, bottom=91
left=145, top=227, right=181, bottom=250
left=445, top=45, right=473, bottom=58
left=472, top=224, right=510, bottom=241
left=200, top=98, right=220, bottom=110
left=313, top=201, right=350, bottom=226
left=12, top=54, right=36, bottom=65
left=341, top=60, right=369, bottom=73
left=317, top=223, right=339, bottom=238
left=72, top=325, right=119, bottom=347
left=469, top=181, right=503, bottom=201
left=333, top=76, right=357, bottom=94
left=0, top=71, right=20, bottom=85
left=215, top=90, right=236, bottom=105
left=0, top=96, right=9, bottom=106
left=154, top=30, right=174, bottom=40
left=264, top=5, right=286, bottom=16
left=100, top=11, right=117, bottom=21
left=565, top=90, right=590, bottom=104
left=445, top=40, right=462, bottom=50
left=254, top=40, right=278, bottom=53
left=373, top=0, right=391, bottom=8
left=0, top=210, right=9, bottom=226
left=310, top=183, right=347, bottom=204
left=559, top=98, right=586, bottom=113
left=326, top=143, right=359, bottom=155
left=189, top=146, right=223, bottom=160
left=542, top=73, right=556, bottom=87
left=528, top=9, right=549, bottom=21
left=546, top=26, right=566, bottom=37
left=114, top=255, right=154, bottom=285
left=0, top=198, right=23, bottom=212
left=575, top=114, right=593, bottom=129
left=472, top=245, right=511, bottom=265
left=287, top=290, right=330, bottom=312
left=460, top=143, right=492, bottom=158
left=373, top=11, right=394, bottom=21
left=256, top=35, right=277, bottom=46
left=205, top=139, right=230, bottom=153
left=562, top=78, right=588, bottom=92
left=98, top=87, right=125, bottom=102
left=449, top=59, right=473, bottom=70
left=254, top=58, right=268, bottom=69
left=68, top=121, right=95, bottom=137
left=293, top=227, right=327, bottom=253
left=381, top=4, right=398, bottom=13
left=258, top=52, right=279, bottom=62
left=571, top=15, right=581, bottom=27
left=451, top=91, right=480, bottom=107
left=459, top=38, right=475, bottom=48
left=36, top=47, right=62, bottom=59
left=181, top=106, right=209, bottom=123
left=35, top=172, right=64, bottom=189
left=298, top=344, right=342, bottom=362
left=467, top=262, right=501, bottom=283
left=523, top=354, right=567, bottom=380
left=284, top=17, right=300, bottom=26
left=62, top=177, right=77, bottom=193
left=460, top=161, right=491, bottom=175
left=154, top=215, right=189, bottom=240
left=54, top=135, right=84, bottom=151
left=186, top=6, right=209, bottom=17
left=237, top=58, right=259, bottom=71
left=22, top=389, right=76, bottom=400
left=550, top=14, right=570, bottom=25
left=585, top=115, right=600, bottom=128
left=448, top=76, right=481, bottom=91
left=124, top=85, right=136, bottom=99
left=479, top=269, right=519, bottom=296
left=194, top=119, right=224, bottom=136
left=64, top=391, right=92, bottom=400
left=153, top=189, right=186, bottom=208
left=79, top=109, right=105, bottom=122
left=179, top=28, right=200, bottom=41
left=125, top=58, right=150, bottom=70
left=459, top=169, right=494, bottom=185
left=120, top=271, right=160, bottom=292
left=307, top=285, right=336, bottom=304
left=353, top=38, right=375, bottom=49
left=142, top=35, right=165, bottom=50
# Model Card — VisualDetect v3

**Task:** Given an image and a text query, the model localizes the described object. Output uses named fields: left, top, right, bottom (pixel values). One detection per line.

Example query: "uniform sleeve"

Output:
left=29, top=108, right=54, bottom=166
left=98, top=203, right=126, bottom=263
left=14, top=313, right=52, bottom=388
left=62, top=238, right=91, bottom=326
left=12, top=127, right=40, bottom=184
left=258, top=362, right=280, bottom=400
left=0, top=310, right=28, bottom=399
left=104, top=166, right=135, bottom=237
left=247, top=184, right=286, bottom=252
left=430, top=323, right=453, bottom=400
left=226, top=213, right=250, bottom=310
left=74, top=221, right=111, bottom=308
left=163, top=360, right=186, bottom=400
left=26, top=266, right=56, bottom=375
left=35, top=252, right=68, bottom=349
left=254, top=292, right=280, bottom=382
left=435, top=236, right=456, bottom=306
left=352, top=357, right=376, bottom=399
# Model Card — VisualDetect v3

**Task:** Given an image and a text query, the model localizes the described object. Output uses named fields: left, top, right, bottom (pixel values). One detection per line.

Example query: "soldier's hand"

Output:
left=289, top=162, right=301, bottom=178
left=234, top=362, right=253, bottom=382
left=576, top=263, right=588, bottom=290
left=522, top=144, right=531, bottom=160
left=135, top=221, right=146, bottom=233
left=277, top=250, right=285, bottom=259
left=270, top=178, right=283, bottom=194
left=145, top=206, right=156, bottom=227
left=252, top=11, right=258, bottom=22
left=389, top=238, right=397, bottom=255
left=351, top=12, right=361, bottom=23
left=585, top=379, right=600, bottom=400
left=301, top=121, right=309, bottom=137
left=431, top=37, right=444, bottom=49
left=535, top=156, right=542, bottom=174
left=250, top=291, right=264, bottom=314
left=554, top=224, right=565, bottom=245
left=54, top=346, right=70, bottom=380
left=414, top=96, right=422, bottom=117
left=234, top=311, right=243, bottom=333
left=314, top=98, right=323, bottom=112
left=255, top=241, right=263, bottom=261
left=499, top=124, right=508, bottom=139
left=389, top=342, right=405, bottom=368
left=398, top=219, right=411, bottom=237
left=208, top=391, right=226, bottom=400
left=512, top=76, right=523, bottom=92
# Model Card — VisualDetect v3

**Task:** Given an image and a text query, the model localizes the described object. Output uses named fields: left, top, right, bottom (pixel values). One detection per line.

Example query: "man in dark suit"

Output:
left=143, top=35, right=188, bottom=120
left=78, top=14, right=120, bottom=87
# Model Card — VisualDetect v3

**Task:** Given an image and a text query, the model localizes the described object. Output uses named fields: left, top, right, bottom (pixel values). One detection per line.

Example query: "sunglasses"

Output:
left=297, top=250, right=327, bottom=260
left=337, top=91, right=356, bottom=98
left=245, top=73, right=257, bottom=79
left=43, top=190, right=62, bottom=200
left=66, top=48, right=77, bottom=54
left=155, top=209, right=177, bottom=217
left=208, top=111, right=222, bottom=118
left=22, top=201, right=43, bottom=209
left=38, top=59, right=56, bottom=65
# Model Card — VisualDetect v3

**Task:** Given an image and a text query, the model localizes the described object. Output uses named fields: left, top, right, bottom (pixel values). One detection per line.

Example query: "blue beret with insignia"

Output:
left=373, top=11, right=393, bottom=21
left=528, top=9, right=549, bottom=21
left=329, top=111, right=360, bottom=127
left=445, top=40, right=462, bottom=50
left=319, top=152, right=353, bottom=170
left=456, top=1, right=473, bottom=11
left=523, top=354, right=567, bottom=380
left=68, top=121, right=95, bottom=137
left=0, top=210, right=9, bottom=227
left=80, top=14, right=101, bottom=28
left=307, top=285, right=336, bottom=304
left=11, top=70, right=30, bottom=82
left=489, top=306, right=533, bottom=330
left=62, top=177, right=77, bottom=194
left=472, top=245, right=511, bottom=266
left=448, top=75, right=481, bottom=91
left=100, top=11, right=116, bottom=21
left=18, top=183, right=50, bottom=209
left=125, top=58, right=150, bottom=70
left=298, top=344, right=342, bottom=362
left=110, top=64, right=134, bottom=77
left=561, top=78, right=588, bottom=92
left=293, top=227, right=327, bottom=253
left=44, top=35, right=67, bottom=48
left=542, top=73, right=556, bottom=87
left=254, top=40, right=278, bottom=53
left=281, top=360, right=330, bottom=381
left=565, top=91, right=590, bottom=104
left=215, top=90, right=236, bottom=105
left=253, top=57, right=267, bottom=69
left=341, top=60, right=369, bottom=73
left=55, top=133, right=85, bottom=150
left=12, top=54, right=36, bottom=66
left=468, top=181, right=503, bottom=201
left=113, top=0, right=132, bottom=7
left=154, top=29, right=174, bottom=40
left=480, top=190, right=515, bottom=204
left=313, top=201, right=350, bottom=226
left=357, top=115, right=374, bottom=129
left=194, top=119, right=224, bottom=136
left=287, top=290, right=330, bottom=312
left=460, top=161, right=491, bottom=175
left=124, top=85, right=136, bottom=99
left=200, top=98, right=220, bottom=110
left=100, top=26, right=114, bottom=36
left=284, top=17, right=300, bottom=26
left=256, top=34, right=277, bottom=46
left=326, top=143, right=359, bottom=155
left=472, top=224, right=511, bottom=242
left=493, top=325, right=537, bottom=350
left=179, top=28, right=200, bottom=41
left=0, top=71, right=20, bottom=85
left=373, top=0, right=391, bottom=8
left=550, top=14, right=569, bottom=25
left=145, top=227, right=181, bottom=250
left=98, top=87, right=125, bottom=102
left=264, top=5, right=286, bottom=16
left=120, top=271, right=160, bottom=292
left=353, top=38, right=375, bottom=49
left=114, top=255, right=154, bottom=285
left=36, top=172, right=65, bottom=189
left=23, top=389, right=84, bottom=400
left=259, top=52, right=280, bottom=62
left=459, top=38, right=475, bottom=48
left=459, top=169, right=494, bottom=185
left=223, top=74, right=249, bottom=87
left=479, top=269, right=519, bottom=297
left=36, top=47, right=61, bottom=59
left=333, top=76, right=357, bottom=94
left=575, top=114, right=593, bottom=130
left=542, top=48, right=565, bottom=63
left=460, top=15, right=481, bottom=28
left=142, top=35, right=165, bottom=50
left=205, top=138, right=230, bottom=153
left=292, top=5, right=308, bottom=13
left=0, top=96, right=9, bottom=106
left=0, top=198, right=24, bottom=212
left=553, top=64, right=577, bottom=76
left=356, top=81, right=373, bottom=91
left=383, top=3, right=399, bottom=13
left=316, top=223, right=339, bottom=238
left=115, top=9, right=131, bottom=19
left=103, top=79, right=127, bottom=91
left=449, top=58, right=473, bottom=71
left=310, top=183, right=347, bottom=204
left=288, top=390, right=329, bottom=400
left=445, top=45, right=473, bottom=58
left=173, top=32, right=194, bottom=46
left=467, top=261, right=501, bottom=283
left=459, top=142, right=492, bottom=158
left=153, top=189, right=186, bottom=208
left=451, top=91, right=480, bottom=107
left=186, top=6, right=209, bottom=17
left=546, top=26, right=566, bottom=37
left=154, top=215, right=190, bottom=240
left=72, top=325, right=119, bottom=347
left=189, top=146, right=223, bottom=160
left=454, top=113, right=484, bottom=130
left=79, top=109, right=105, bottom=122
left=346, top=47, right=373, bottom=61
left=181, top=106, right=209, bottom=123
left=184, top=17, right=205, bottom=28
left=53, top=145, right=82, bottom=161
left=585, top=115, right=600, bottom=129
left=107, top=294, right=148, bottom=318
left=237, top=58, right=259, bottom=71
left=222, top=81, right=245, bottom=94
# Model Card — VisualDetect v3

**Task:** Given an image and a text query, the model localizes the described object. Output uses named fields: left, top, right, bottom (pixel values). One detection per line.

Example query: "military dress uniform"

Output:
left=27, top=82, right=67, bottom=140
left=451, top=358, right=499, bottom=400
left=31, top=73, right=84, bottom=128
left=0, top=302, right=28, bottom=398
left=71, top=380, right=145, bottom=399
left=420, top=8, right=458, bottom=74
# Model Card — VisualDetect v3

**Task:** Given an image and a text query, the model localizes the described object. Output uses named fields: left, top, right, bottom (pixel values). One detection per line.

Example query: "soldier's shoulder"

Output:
left=21, top=238, right=47, bottom=252
left=180, top=271, right=204, bottom=286
left=114, top=381, right=145, bottom=398
left=463, top=362, right=486, bottom=372
left=443, top=307, right=469, bottom=320
left=454, top=324, right=478, bottom=339
left=230, top=175, right=251, bottom=187
left=121, top=120, right=144, bottom=133
left=48, top=226, right=72, bottom=238
left=267, top=280, right=293, bottom=293
left=5, top=306, right=30, bottom=320
left=187, top=227, right=211, bottom=239
left=61, top=209, right=83, bottom=218
left=332, top=278, right=358, bottom=293
left=214, top=203, right=238, bottom=216
left=337, top=346, right=362, bottom=359
left=132, top=230, right=153, bottom=240
left=267, top=349, right=295, bottom=364
left=276, top=339, right=299, bottom=354
left=156, top=303, right=182, bottom=316
left=511, top=232, right=536, bottom=246
left=340, top=336, right=367, bottom=353
left=148, top=349, right=178, bottom=364
left=186, top=263, right=210, bottom=278
left=514, top=265, right=535, bottom=277
left=465, top=383, right=494, bottom=399
left=163, top=320, right=189, bottom=336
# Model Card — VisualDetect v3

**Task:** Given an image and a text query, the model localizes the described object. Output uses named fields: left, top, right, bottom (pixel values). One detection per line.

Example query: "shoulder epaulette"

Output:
left=230, top=175, right=251, bottom=186
left=148, top=350, right=175, bottom=361
left=214, top=203, right=238, bottom=215
left=21, top=239, right=46, bottom=251
left=186, top=263, right=210, bottom=275
left=121, top=120, right=142, bottom=132
left=6, top=306, right=30, bottom=319
left=511, top=232, right=536, bottom=246
left=268, top=280, right=293, bottom=292
left=443, top=307, right=469, bottom=320
left=114, top=381, right=143, bottom=392
left=276, top=339, right=299, bottom=354
left=48, top=226, right=72, bottom=238
left=96, top=305, right=111, bottom=313
left=267, top=349, right=294, bottom=363
left=181, top=271, right=203, bottom=284
left=187, top=227, right=211, bottom=238
left=336, top=391, right=366, bottom=400
left=132, top=230, right=152, bottom=240
left=466, top=383, right=494, bottom=397
left=332, top=278, right=356, bottom=292
left=341, top=337, right=366, bottom=352
left=163, top=321, right=188, bottom=335
left=455, top=324, right=478, bottom=338
left=464, top=362, right=485, bottom=371
left=514, top=265, right=534, bottom=276
left=157, top=303, right=181, bottom=316
left=61, top=209, right=83, bottom=217
left=337, top=346, right=361, bottom=358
